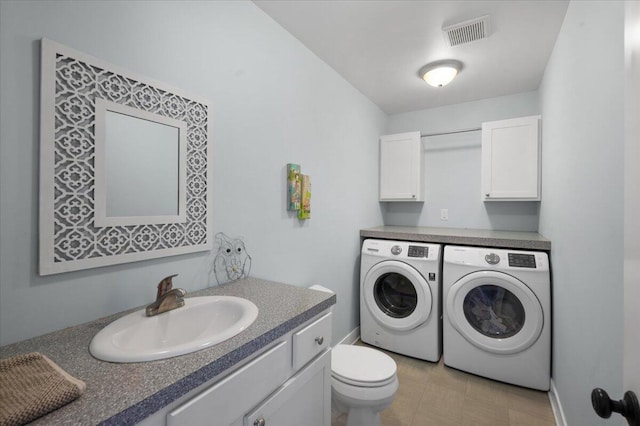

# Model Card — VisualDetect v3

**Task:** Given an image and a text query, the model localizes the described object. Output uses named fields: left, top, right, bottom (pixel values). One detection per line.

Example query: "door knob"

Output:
left=591, top=388, right=640, bottom=425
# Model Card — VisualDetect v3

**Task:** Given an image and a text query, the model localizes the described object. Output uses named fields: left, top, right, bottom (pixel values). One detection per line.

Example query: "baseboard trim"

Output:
left=549, top=379, right=567, bottom=426
left=337, top=326, right=360, bottom=345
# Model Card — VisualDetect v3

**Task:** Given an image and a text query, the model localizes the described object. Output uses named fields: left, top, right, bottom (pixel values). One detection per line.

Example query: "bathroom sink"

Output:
left=89, top=296, right=258, bottom=363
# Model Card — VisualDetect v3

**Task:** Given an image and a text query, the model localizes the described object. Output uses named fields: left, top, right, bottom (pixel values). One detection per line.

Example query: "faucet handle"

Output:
left=156, top=274, right=179, bottom=299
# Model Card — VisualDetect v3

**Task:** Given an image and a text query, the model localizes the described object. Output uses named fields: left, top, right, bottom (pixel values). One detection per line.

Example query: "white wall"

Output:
left=385, top=92, right=540, bottom=231
left=538, top=1, right=624, bottom=424
left=624, top=0, right=640, bottom=401
left=0, top=0, right=386, bottom=346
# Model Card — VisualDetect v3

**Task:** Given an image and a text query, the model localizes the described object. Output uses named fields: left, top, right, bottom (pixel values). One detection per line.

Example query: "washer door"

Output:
left=363, top=260, right=432, bottom=331
left=446, top=270, right=543, bottom=354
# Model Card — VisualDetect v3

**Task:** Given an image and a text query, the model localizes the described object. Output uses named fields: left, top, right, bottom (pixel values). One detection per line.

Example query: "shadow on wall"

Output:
left=352, top=253, right=362, bottom=325
left=484, top=202, right=540, bottom=232
left=379, top=202, right=425, bottom=227
left=379, top=200, right=540, bottom=232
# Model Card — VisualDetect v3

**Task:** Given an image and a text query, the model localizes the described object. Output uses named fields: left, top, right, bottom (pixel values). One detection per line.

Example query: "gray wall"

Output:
left=0, top=0, right=386, bottom=345
left=538, top=1, right=624, bottom=424
left=385, top=92, right=540, bottom=231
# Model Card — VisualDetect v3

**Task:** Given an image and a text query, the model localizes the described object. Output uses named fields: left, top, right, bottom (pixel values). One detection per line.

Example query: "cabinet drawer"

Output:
left=167, top=339, right=291, bottom=426
left=292, top=312, right=332, bottom=370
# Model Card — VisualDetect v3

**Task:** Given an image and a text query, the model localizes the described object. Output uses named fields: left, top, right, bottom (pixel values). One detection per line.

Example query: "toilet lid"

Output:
left=331, top=345, right=397, bottom=387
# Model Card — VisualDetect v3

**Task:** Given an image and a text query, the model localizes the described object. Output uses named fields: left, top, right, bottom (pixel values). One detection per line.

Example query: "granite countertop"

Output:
left=0, top=277, right=336, bottom=425
left=360, top=225, right=551, bottom=251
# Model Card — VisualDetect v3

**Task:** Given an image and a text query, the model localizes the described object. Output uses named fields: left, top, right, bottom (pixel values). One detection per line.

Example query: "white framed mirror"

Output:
left=39, top=39, right=212, bottom=275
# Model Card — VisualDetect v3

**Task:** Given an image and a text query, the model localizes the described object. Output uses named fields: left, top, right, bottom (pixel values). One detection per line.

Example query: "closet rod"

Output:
left=420, top=127, right=481, bottom=138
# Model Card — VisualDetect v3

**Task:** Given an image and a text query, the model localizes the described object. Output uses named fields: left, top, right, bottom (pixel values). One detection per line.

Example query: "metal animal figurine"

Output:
left=212, top=232, right=252, bottom=284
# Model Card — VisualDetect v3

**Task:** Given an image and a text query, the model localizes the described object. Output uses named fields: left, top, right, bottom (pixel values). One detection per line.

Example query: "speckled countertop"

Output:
left=0, top=277, right=336, bottom=425
left=360, top=226, right=551, bottom=251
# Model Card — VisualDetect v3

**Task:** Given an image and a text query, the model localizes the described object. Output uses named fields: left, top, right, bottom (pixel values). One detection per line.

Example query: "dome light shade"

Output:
left=419, top=60, right=463, bottom=87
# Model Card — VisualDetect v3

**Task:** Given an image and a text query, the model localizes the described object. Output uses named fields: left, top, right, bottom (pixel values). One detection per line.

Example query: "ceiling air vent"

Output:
left=443, top=15, right=490, bottom=47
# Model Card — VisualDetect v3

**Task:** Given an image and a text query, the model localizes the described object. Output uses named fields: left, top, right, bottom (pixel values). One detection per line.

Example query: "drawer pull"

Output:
left=315, top=336, right=324, bottom=345
left=254, top=418, right=266, bottom=426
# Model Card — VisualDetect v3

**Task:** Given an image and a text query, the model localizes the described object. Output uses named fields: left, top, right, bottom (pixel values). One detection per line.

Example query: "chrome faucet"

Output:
left=145, top=274, right=186, bottom=317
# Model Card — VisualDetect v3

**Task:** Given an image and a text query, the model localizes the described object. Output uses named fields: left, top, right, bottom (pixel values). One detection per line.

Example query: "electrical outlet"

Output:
left=440, top=209, right=449, bottom=221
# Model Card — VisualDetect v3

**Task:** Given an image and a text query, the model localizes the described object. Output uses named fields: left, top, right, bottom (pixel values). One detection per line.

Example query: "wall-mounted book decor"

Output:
left=298, top=174, right=311, bottom=219
left=287, top=164, right=301, bottom=211
left=286, top=163, right=310, bottom=220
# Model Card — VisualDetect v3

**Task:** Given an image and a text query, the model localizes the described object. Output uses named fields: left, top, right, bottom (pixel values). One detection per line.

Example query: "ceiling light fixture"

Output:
left=418, top=60, right=463, bottom=87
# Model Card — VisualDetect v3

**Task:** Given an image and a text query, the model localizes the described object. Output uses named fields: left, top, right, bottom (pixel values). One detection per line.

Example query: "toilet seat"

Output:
left=331, top=345, right=397, bottom=388
left=332, top=372, right=397, bottom=388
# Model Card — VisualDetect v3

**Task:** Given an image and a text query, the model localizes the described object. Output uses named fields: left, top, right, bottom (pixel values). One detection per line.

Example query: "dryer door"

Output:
left=363, top=260, right=432, bottom=331
left=446, top=270, right=543, bottom=355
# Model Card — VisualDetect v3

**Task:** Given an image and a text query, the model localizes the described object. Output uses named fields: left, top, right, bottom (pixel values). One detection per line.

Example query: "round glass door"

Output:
left=446, top=271, right=543, bottom=354
left=463, top=285, right=525, bottom=339
left=373, top=272, right=418, bottom=318
left=363, top=260, right=432, bottom=331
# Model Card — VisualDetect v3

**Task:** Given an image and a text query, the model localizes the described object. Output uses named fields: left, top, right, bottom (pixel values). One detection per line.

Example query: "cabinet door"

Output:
left=167, top=340, right=291, bottom=426
left=481, top=116, right=541, bottom=201
left=244, top=350, right=331, bottom=426
left=380, top=131, right=423, bottom=201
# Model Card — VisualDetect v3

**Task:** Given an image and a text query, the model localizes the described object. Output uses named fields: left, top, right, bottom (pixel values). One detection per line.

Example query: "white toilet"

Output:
left=309, top=285, right=399, bottom=426
left=331, top=344, right=398, bottom=426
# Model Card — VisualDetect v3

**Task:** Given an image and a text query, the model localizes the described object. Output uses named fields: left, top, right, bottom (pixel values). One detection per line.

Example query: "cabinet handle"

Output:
left=412, top=194, right=416, bottom=198
left=591, top=388, right=639, bottom=425
left=315, top=336, right=324, bottom=345
left=254, top=418, right=266, bottom=426
left=485, top=193, right=490, bottom=197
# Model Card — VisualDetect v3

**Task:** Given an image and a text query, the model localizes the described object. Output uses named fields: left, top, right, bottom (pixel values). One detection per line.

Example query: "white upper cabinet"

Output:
left=379, top=131, right=424, bottom=201
left=481, top=116, right=541, bottom=201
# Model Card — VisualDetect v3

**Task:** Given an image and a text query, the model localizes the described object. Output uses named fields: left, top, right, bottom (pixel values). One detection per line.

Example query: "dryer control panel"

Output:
left=443, top=246, right=549, bottom=271
left=508, top=253, right=537, bottom=268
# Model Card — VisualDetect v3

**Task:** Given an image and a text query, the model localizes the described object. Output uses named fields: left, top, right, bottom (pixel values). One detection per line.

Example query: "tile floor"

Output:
left=332, top=342, right=555, bottom=426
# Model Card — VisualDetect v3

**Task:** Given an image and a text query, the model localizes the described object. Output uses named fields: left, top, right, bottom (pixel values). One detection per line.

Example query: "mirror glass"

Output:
left=93, top=98, right=187, bottom=228
left=105, top=111, right=179, bottom=217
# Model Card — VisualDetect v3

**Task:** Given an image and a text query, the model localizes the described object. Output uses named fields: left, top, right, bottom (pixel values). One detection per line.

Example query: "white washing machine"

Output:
left=360, top=239, right=442, bottom=362
left=443, top=245, right=550, bottom=390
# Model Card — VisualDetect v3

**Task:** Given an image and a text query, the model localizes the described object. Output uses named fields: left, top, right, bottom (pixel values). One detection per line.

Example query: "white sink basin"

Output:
left=89, top=296, right=258, bottom=363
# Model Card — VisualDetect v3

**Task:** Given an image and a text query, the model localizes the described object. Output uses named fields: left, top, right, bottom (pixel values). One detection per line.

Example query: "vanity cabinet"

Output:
left=166, top=311, right=332, bottom=426
left=379, top=131, right=424, bottom=202
left=481, top=116, right=541, bottom=201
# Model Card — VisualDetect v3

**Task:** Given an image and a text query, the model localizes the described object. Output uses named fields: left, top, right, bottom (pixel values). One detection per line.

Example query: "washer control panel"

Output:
left=408, top=245, right=429, bottom=258
left=362, top=239, right=441, bottom=262
left=508, top=253, right=537, bottom=268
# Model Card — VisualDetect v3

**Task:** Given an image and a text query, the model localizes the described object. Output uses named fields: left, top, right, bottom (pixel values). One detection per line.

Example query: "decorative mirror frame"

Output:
left=39, top=38, right=212, bottom=275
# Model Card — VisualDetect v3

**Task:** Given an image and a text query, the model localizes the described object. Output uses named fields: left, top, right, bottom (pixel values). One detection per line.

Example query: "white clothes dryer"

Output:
left=360, top=239, right=442, bottom=362
left=443, top=245, right=550, bottom=390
